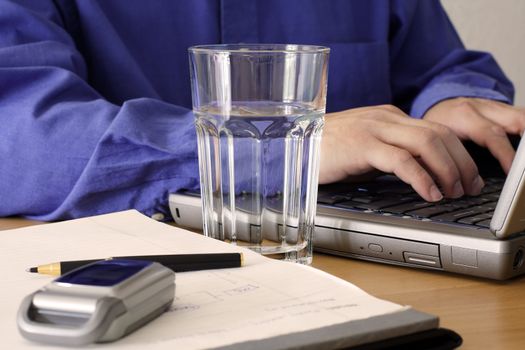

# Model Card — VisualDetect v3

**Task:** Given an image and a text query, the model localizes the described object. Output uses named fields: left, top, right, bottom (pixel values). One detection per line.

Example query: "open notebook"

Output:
left=1, top=210, right=460, bottom=349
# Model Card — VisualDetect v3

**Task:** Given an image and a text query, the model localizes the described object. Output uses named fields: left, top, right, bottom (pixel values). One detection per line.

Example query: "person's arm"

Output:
left=319, top=0, right=516, bottom=200
left=0, top=1, right=199, bottom=221
left=388, top=0, right=514, bottom=117
left=388, top=0, right=524, bottom=174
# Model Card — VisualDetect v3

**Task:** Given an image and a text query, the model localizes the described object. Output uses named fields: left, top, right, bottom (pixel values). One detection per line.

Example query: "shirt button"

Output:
left=151, top=213, right=165, bottom=221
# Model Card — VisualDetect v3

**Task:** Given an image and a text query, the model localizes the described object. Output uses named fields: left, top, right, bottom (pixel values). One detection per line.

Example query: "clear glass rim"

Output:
left=188, top=44, right=330, bottom=54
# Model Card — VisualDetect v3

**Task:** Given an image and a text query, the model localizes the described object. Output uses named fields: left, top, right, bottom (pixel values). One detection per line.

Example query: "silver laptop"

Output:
left=168, top=140, right=525, bottom=280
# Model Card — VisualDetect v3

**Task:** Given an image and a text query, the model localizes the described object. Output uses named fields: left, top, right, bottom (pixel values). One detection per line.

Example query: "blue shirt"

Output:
left=0, top=0, right=514, bottom=220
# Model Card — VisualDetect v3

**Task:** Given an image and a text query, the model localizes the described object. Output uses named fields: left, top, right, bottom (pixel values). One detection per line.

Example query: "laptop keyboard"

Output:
left=317, top=177, right=503, bottom=228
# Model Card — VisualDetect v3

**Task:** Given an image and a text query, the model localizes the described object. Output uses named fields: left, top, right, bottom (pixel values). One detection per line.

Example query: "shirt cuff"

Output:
left=410, top=82, right=512, bottom=119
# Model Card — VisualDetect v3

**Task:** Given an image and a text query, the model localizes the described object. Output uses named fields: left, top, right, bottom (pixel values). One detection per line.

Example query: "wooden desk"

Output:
left=2, top=218, right=524, bottom=349
left=312, top=254, right=525, bottom=349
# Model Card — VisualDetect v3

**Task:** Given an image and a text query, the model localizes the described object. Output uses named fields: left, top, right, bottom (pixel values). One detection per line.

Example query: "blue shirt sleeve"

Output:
left=0, top=1, right=199, bottom=221
left=389, top=0, right=515, bottom=118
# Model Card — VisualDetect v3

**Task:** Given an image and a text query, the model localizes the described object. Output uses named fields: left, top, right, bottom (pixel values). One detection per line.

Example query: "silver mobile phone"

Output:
left=18, top=259, right=175, bottom=346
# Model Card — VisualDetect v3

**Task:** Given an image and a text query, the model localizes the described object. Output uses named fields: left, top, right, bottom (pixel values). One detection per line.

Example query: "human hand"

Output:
left=319, top=105, right=484, bottom=202
left=424, top=98, right=525, bottom=174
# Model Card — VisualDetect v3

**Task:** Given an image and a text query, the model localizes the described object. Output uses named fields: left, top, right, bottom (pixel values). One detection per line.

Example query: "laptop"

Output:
left=168, top=139, right=525, bottom=280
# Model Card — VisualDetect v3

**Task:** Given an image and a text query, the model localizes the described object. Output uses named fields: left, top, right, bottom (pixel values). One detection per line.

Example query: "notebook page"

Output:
left=1, top=210, right=408, bottom=349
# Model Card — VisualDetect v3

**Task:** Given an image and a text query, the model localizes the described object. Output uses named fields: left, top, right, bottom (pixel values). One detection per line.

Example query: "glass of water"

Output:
left=189, top=44, right=329, bottom=264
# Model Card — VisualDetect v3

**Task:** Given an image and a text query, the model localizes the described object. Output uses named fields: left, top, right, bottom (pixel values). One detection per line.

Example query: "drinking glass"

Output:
left=189, top=44, right=329, bottom=264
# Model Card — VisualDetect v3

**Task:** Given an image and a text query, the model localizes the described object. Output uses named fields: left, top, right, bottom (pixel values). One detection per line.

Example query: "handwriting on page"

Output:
left=145, top=260, right=404, bottom=349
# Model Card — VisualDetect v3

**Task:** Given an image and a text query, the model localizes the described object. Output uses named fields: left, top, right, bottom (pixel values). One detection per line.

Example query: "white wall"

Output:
left=441, top=0, right=525, bottom=106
